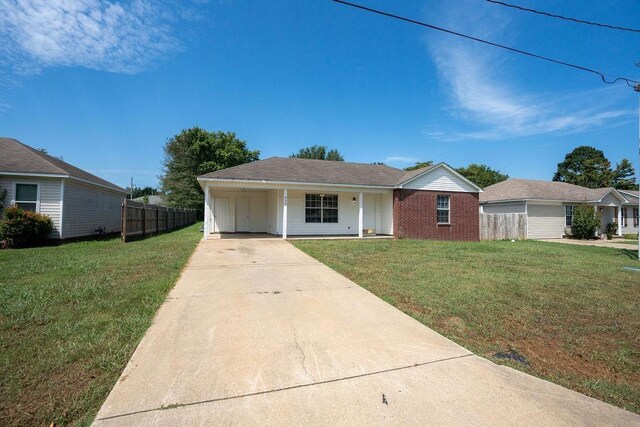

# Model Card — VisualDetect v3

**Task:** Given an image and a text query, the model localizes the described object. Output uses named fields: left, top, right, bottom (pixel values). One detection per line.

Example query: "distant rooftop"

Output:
left=0, top=137, right=127, bottom=192
left=481, top=178, right=621, bottom=203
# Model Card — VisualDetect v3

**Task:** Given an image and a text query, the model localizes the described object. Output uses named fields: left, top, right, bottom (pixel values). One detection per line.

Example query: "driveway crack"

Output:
left=292, top=327, right=315, bottom=383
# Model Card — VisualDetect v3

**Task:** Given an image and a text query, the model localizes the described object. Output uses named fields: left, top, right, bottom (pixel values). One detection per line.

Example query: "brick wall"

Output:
left=393, top=189, right=479, bottom=241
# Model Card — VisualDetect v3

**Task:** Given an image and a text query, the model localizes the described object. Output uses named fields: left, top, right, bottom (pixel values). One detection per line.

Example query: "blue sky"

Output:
left=1, top=0, right=638, bottom=188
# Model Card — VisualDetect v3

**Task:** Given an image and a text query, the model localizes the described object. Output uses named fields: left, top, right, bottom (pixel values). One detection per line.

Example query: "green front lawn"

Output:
left=0, top=224, right=202, bottom=426
left=292, top=239, right=640, bottom=413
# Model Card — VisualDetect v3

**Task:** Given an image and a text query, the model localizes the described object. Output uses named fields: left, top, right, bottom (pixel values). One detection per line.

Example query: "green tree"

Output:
left=290, top=145, right=344, bottom=161
left=552, top=146, right=613, bottom=189
left=612, top=158, right=637, bottom=190
left=160, top=127, right=259, bottom=213
left=455, top=163, right=508, bottom=188
left=404, top=161, right=434, bottom=171
left=126, top=186, right=157, bottom=199
left=571, top=203, right=600, bottom=239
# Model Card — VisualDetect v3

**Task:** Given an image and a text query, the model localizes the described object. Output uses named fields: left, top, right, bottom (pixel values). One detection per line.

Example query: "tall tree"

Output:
left=612, top=158, right=637, bottom=190
left=552, top=146, right=613, bottom=189
left=455, top=164, right=508, bottom=188
left=160, top=127, right=259, bottom=212
left=290, top=145, right=344, bottom=161
left=404, top=161, right=433, bottom=171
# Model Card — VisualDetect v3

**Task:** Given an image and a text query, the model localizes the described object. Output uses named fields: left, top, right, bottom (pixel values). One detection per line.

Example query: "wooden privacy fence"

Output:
left=480, top=213, right=527, bottom=240
left=121, top=199, right=197, bottom=242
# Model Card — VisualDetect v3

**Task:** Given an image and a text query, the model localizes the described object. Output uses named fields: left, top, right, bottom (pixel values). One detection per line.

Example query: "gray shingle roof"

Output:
left=480, top=178, right=620, bottom=203
left=0, top=137, right=127, bottom=192
left=198, top=157, right=411, bottom=187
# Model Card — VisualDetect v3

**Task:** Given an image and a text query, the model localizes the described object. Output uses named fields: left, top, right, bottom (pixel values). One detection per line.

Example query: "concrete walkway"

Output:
left=543, top=238, right=638, bottom=250
left=94, top=238, right=639, bottom=426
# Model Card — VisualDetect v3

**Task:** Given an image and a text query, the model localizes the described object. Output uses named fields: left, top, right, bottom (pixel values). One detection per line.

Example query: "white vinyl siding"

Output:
left=527, top=204, right=566, bottom=239
left=62, top=180, right=124, bottom=238
left=621, top=206, right=639, bottom=234
left=481, top=201, right=526, bottom=214
left=209, top=189, right=267, bottom=233
left=378, top=192, right=393, bottom=235
left=403, top=167, right=478, bottom=193
left=0, top=176, right=63, bottom=238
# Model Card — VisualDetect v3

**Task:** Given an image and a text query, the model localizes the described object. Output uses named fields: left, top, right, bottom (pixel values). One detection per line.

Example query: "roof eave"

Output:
left=197, top=176, right=395, bottom=189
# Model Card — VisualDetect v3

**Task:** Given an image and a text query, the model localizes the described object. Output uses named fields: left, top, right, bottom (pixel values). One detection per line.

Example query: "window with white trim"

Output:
left=15, top=183, right=38, bottom=212
left=305, top=194, right=338, bottom=223
left=436, top=195, right=450, bottom=224
left=622, top=207, right=628, bottom=227
left=565, top=205, right=574, bottom=227
left=634, top=208, right=639, bottom=227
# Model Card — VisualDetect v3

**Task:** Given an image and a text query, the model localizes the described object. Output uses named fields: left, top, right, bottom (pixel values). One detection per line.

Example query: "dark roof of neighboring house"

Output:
left=0, top=137, right=126, bottom=192
left=480, top=178, right=622, bottom=203
left=133, top=194, right=166, bottom=206
left=198, top=157, right=414, bottom=187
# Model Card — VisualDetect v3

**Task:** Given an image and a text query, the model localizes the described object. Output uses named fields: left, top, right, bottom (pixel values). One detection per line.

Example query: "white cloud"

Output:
left=0, top=0, right=180, bottom=75
left=423, top=0, right=635, bottom=141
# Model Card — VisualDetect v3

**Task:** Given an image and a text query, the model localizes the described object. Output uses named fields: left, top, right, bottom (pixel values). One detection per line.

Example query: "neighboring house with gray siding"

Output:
left=0, top=137, right=128, bottom=239
left=480, top=178, right=631, bottom=239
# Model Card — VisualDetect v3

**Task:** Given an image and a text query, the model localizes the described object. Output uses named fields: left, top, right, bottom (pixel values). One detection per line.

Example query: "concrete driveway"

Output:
left=94, top=238, right=639, bottom=426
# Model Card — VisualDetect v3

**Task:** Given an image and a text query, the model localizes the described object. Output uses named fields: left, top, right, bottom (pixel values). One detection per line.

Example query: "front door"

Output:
left=214, top=198, right=232, bottom=232
left=235, top=197, right=250, bottom=232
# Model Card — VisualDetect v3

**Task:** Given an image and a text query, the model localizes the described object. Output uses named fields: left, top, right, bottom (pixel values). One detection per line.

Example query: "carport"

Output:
left=202, top=182, right=393, bottom=239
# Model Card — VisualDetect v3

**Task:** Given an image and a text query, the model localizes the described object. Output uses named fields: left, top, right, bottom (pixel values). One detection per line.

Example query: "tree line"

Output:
left=158, top=127, right=637, bottom=213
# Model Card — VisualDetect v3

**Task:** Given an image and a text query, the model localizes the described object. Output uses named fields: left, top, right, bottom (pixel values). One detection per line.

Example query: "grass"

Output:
left=292, top=239, right=640, bottom=413
left=0, top=223, right=202, bottom=426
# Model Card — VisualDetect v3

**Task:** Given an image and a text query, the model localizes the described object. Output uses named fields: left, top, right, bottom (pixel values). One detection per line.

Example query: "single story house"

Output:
left=133, top=194, right=166, bottom=206
left=480, top=178, right=636, bottom=239
left=197, top=157, right=483, bottom=240
left=619, top=190, right=639, bottom=235
left=0, top=137, right=128, bottom=239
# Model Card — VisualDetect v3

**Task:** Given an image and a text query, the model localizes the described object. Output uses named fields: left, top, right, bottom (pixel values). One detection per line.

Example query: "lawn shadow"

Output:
left=617, top=248, right=639, bottom=260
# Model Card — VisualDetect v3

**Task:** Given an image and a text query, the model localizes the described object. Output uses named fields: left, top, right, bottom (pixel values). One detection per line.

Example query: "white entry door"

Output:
left=235, top=197, right=250, bottom=232
left=214, top=198, right=232, bottom=232
left=364, top=195, right=376, bottom=231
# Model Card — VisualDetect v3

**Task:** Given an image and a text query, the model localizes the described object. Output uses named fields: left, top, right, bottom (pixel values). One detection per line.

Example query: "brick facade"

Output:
left=393, top=189, right=479, bottom=241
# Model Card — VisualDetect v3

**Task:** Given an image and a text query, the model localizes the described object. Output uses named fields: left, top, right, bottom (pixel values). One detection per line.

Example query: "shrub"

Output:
left=0, top=206, right=53, bottom=248
left=605, top=222, right=617, bottom=239
left=571, top=203, right=600, bottom=239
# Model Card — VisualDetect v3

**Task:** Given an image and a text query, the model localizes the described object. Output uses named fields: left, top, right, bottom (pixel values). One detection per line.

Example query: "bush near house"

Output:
left=571, top=203, right=600, bottom=239
left=0, top=206, right=53, bottom=248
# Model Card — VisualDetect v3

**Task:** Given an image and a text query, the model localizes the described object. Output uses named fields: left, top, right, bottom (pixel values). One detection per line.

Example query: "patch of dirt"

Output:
left=494, top=334, right=640, bottom=386
left=0, top=362, right=100, bottom=427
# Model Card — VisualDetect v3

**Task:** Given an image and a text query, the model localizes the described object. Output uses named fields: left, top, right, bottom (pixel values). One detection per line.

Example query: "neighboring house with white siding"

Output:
left=0, top=137, right=128, bottom=239
left=480, top=178, right=632, bottom=239
left=619, top=190, right=639, bottom=235
left=197, top=157, right=483, bottom=241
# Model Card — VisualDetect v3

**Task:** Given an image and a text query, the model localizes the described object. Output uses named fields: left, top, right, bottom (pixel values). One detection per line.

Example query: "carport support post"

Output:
left=358, top=192, right=363, bottom=238
left=282, top=188, right=288, bottom=239
left=203, top=183, right=210, bottom=240
left=617, top=207, right=622, bottom=236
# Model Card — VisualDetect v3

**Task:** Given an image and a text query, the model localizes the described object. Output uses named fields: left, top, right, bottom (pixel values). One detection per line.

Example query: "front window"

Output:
left=437, top=195, right=450, bottom=224
left=305, top=194, right=338, bottom=223
left=15, top=184, right=38, bottom=211
left=565, top=205, right=574, bottom=227
left=622, top=207, right=628, bottom=227
left=635, top=208, right=639, bottom=227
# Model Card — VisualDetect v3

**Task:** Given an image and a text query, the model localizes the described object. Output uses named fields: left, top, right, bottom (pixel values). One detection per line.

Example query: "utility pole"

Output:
left=130, top=177, right=134, bottom=200
left=636, top=84, right=640, bottom=260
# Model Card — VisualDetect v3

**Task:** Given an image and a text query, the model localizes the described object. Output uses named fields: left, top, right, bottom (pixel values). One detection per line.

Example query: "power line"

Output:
left=485, top=0, right=640, bottom=34
left=332, top=0, right=640, bottom=89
